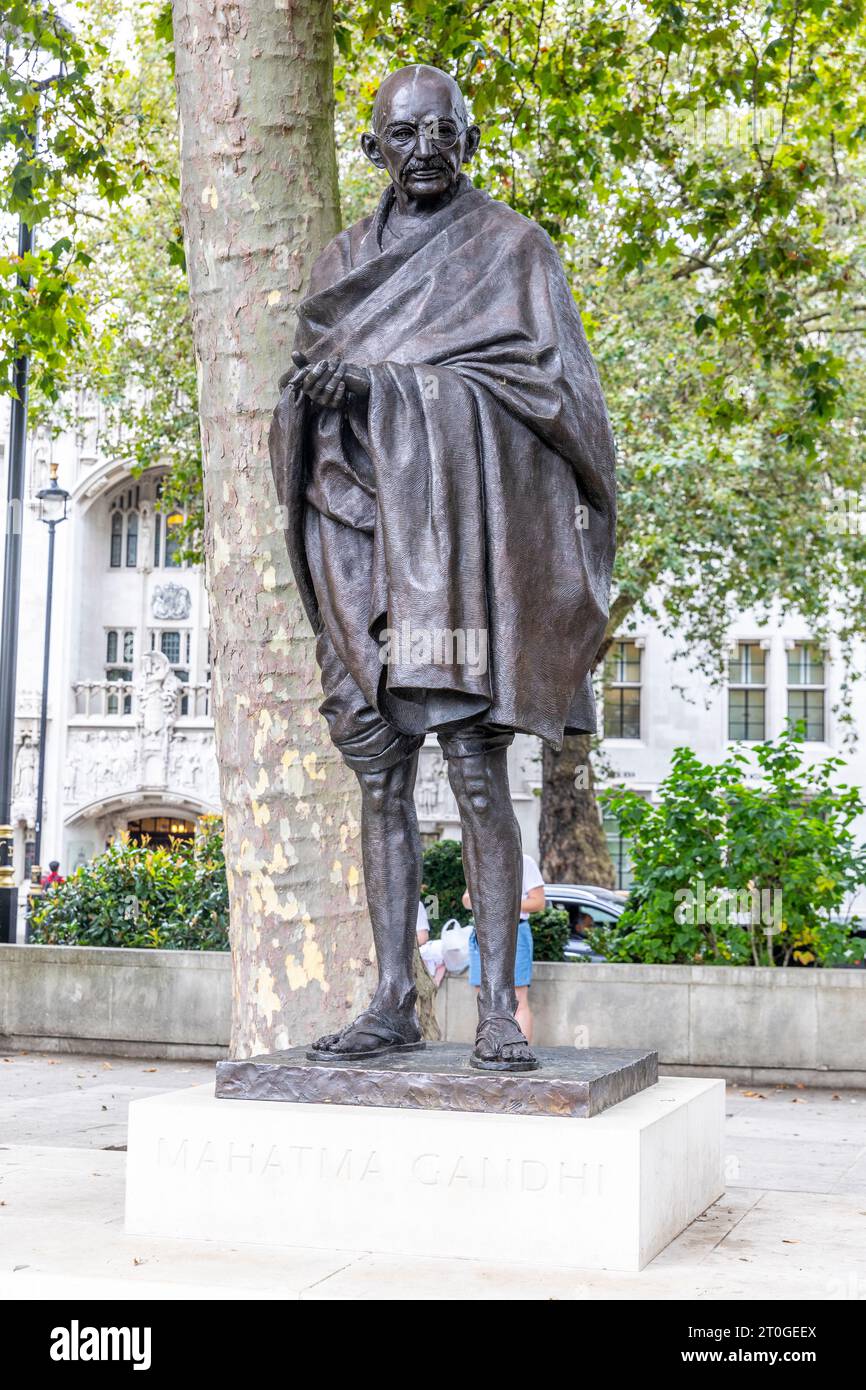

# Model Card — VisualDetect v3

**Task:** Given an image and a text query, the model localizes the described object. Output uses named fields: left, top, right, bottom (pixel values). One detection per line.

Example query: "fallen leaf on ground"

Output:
left=743, top=1091, right=766, bottom=1099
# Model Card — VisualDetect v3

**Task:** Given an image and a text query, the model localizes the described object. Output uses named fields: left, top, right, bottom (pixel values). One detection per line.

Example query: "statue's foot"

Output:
left=470, top=1011, right=540, bottom=1072
left=306, top=1008, right=424, bottom=1062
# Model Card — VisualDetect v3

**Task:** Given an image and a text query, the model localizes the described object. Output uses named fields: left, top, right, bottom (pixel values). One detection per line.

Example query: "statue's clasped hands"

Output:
left=280, top=351, right=371, bottom=407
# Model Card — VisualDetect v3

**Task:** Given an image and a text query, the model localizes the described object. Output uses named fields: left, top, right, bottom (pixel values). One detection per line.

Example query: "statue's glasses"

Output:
left=375, top=118, right=466, bottom=152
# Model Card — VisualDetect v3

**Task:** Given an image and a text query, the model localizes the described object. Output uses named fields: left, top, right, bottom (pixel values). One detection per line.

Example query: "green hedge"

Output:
left=30, top=816, right=229, bottom=951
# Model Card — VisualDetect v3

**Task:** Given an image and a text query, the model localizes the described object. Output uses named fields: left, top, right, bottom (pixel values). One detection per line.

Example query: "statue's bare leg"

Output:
left=446, top=747, right=538, bottom=1071
left=308, top=751, right=423, bottom=1058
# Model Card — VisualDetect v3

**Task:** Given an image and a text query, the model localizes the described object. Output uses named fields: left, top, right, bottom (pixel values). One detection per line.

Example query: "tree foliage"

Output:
left=335, top=1, right=866, bottom=685
left=598, top=729, right=866, bottom=965
left=1, top=1, right=151, bottom=403
left=4, top=0, right=865, bottom=714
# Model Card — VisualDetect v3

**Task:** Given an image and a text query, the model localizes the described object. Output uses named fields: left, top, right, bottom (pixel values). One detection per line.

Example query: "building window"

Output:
left=603, top=640, right=642, bottom=739
left=152, top=510, right=183, bottom=568
left=603, top=810, right=634, bottom=892
left=105, top=630, right=134, bottom=714
left=728, top=642, right=766, bottom=741
left=126, top=511, right=138, bottom=568
left=787, top=642, right=826, bottom=741
left=110, top=494, right=141, bottom=570
left=164, top=515, right=182, bottom=567
left=127, top=816, right=194, bottom=848
left=110, top=511, right=123, bottom=567
left=153, top=480, right=185, bottom=568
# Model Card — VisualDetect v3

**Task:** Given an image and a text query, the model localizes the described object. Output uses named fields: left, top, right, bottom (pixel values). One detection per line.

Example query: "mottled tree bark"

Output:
left=173, top=0, right=376, bottom=1056
left=539, top=734, right=615, bottom=888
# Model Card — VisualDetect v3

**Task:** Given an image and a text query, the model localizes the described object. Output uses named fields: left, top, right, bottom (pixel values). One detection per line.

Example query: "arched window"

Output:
left=152, top=477, right=185, bottom=569
left=110, top=511, right=123, bottom=567
left=164, top=514, right=182, bottom=568
left=126, top=511, right=138, bottom=568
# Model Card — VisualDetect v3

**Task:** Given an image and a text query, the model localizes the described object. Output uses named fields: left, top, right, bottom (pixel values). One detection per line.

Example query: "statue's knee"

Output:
left=357, top=762, right=413, bottom=814
left=449, top=759, right=494, bottom=819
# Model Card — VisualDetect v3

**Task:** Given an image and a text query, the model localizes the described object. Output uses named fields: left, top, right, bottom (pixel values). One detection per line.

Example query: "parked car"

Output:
left=543, top=883, right=625, bottom=961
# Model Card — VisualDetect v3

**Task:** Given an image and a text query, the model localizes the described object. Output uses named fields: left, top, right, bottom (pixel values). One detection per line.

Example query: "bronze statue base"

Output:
left=215, top=1044, right=658, bottom=1119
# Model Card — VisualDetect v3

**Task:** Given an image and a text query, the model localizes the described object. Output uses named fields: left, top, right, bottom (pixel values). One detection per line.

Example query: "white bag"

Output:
left=439, top=917, right=472, bottom=974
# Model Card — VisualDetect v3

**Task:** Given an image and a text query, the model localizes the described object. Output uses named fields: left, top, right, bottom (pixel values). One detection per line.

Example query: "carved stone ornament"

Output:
left=152, top=582, right=191, bottom=620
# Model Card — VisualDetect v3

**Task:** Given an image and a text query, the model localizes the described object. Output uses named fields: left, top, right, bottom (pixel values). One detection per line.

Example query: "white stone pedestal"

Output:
left=125, top=1075, right=724, bottom=1272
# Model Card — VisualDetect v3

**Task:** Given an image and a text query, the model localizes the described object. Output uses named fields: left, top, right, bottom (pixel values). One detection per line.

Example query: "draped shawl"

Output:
left=269, top=176, right=616, bottom=748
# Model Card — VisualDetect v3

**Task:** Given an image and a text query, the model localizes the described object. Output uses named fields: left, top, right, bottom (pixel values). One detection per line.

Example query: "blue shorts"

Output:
left=468, top=919, right=534, bottom=988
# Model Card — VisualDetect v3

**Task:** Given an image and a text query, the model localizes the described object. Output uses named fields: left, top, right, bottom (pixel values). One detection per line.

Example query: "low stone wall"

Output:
left=436, top=962, right=866, bottom=1088
left=2, top=947, right=863, bottom=1083
left=0, top=944, right=231, bottom=1060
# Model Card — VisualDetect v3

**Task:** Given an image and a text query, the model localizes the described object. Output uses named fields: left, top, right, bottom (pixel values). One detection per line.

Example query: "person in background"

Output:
left=463, top=854, right=545, bottom=1043
left=41, top=861, right=64, bottom=888
left=416, top=900, right=447, bottom=986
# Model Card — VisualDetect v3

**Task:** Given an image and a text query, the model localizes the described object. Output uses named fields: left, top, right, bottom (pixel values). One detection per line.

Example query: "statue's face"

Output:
left=362, top=68, right=480, bottom=205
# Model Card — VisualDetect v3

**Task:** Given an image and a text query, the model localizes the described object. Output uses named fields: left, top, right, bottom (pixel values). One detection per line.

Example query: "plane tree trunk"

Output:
left=172, top=0, right=377, bottom=1056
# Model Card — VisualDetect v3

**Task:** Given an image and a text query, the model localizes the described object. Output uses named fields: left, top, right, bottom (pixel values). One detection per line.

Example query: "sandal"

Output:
left=306, top=1009, right=424, bottom=1062
left=470, top=1011, right=540, bottom=1073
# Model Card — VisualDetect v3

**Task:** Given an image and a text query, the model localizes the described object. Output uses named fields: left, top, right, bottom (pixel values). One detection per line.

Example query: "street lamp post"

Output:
left=0, top=210, right=33, bottom=942
left=30, top=463, right=69, bottom=901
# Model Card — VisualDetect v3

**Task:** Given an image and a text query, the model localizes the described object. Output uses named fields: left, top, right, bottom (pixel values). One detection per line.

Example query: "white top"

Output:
left=520, top=854, right=545, bottom=919
left=416, top=900, right=430, bottom=939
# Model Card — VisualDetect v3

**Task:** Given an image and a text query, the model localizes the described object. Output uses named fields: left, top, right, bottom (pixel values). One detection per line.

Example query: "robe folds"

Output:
left=269, top=175, right=616, bottom=750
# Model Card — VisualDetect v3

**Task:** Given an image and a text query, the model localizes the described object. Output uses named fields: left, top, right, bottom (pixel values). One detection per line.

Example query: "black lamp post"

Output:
left=0, top=209, right=33, bottom=942
left=30, top=463, right=70, bottom=891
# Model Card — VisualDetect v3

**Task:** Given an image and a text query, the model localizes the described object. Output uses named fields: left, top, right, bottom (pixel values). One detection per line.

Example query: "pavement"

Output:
left=1, top=1050, right=865, bottom=1300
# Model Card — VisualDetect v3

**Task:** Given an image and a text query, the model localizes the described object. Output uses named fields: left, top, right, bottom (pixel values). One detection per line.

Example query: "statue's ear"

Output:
left=462, top=125, right=481, bottom=163
left=361, top=132, right=386, bottom=169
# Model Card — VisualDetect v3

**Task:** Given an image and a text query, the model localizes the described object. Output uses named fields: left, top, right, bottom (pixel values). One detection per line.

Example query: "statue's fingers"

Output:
left=291, top=350, right=309, bottom=369
left=318, top=360, right=346, bottom=407
left=313, top=357, right=334, bottom=378
left=302, top=359, right=332, bottom=393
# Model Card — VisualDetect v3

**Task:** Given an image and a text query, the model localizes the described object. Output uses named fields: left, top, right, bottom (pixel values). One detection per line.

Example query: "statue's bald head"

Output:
left=372, top=64, right=468, bottom=131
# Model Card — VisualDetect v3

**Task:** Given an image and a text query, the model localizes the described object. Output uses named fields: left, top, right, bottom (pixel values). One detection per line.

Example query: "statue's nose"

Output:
left=416, top=130, right=435, bottom=156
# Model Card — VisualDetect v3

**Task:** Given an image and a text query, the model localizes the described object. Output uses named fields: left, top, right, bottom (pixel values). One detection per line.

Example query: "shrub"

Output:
left=420, top=838, right=470, bottom=935
left=529, top=907, right=570, bottom=961
left=30, top=815, right=229, bottom=950
left=597, top=730, right=866, bottom=966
